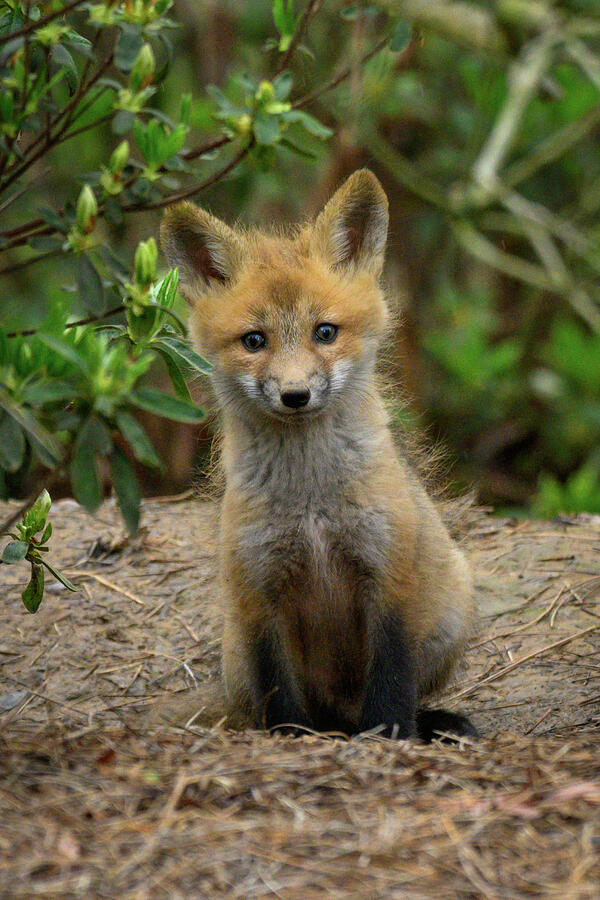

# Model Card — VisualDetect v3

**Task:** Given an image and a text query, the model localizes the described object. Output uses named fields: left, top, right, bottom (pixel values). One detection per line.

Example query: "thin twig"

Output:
left=447, top=623, right=600, bottom=703
left=0, top=247, right=64, bottom=278
left=473, top=29, right=556, bottom=194
left=274, top=0, right=323, bottom=76
left=63, top=571, right=146, bottom=606
left=182, top=134, right=231, bottom=162
left=0, top=0, right=88, bottom=48
left=2, top=675, right=89, bottom=718
left=1, top=49, right=115, bottom=195
left=6, top=305, right=125, bottom=338
left=292, top=36, right=388, bottom=110
left=123, top=143, right=252, bottom=212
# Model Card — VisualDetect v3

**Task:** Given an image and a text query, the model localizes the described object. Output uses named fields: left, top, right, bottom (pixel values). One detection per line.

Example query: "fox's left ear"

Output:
left=160, top=201, right=242, bottom=303
left=312, top=169, right=388, bottom=275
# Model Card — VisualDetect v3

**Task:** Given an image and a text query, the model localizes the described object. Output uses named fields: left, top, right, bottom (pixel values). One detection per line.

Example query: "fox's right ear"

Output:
left=311, top=169, right=388, bottom=275
left=160, top=202, right=241, bottom=301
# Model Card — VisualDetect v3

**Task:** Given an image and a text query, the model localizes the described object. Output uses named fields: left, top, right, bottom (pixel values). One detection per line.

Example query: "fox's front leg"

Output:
left=248, top=626, right=311, bottom=732
left=359, top=609, right=417, bottom=738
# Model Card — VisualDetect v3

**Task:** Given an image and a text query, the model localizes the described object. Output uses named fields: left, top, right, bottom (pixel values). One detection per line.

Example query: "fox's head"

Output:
left=160, top=169, right=389, bottom=422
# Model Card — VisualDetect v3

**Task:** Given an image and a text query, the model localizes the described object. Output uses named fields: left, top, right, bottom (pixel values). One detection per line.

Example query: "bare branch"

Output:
left=473, top=29, right=556, bottom=193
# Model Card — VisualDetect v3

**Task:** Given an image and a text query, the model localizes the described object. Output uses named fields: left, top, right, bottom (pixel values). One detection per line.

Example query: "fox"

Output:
left=160, top=169, right=476, bottom=741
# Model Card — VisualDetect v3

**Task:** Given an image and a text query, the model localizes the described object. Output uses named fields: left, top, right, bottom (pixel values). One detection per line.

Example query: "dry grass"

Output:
left=1, top=497, right=600, bottom=899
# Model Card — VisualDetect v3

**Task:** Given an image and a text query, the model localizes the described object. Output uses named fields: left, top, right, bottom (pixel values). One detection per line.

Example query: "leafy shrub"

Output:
left=0, top=0, right=341, bottom=609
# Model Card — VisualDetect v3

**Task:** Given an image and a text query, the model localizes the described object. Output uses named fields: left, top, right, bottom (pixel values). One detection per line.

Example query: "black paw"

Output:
left=416, top=708, right=478, bottom=743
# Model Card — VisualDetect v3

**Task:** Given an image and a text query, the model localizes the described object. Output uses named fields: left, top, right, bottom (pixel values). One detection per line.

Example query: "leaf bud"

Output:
left=130, top=43, right=155, bottom=93
left=76, top=184, right=98, bottom=234
left=134, top=237, right=158, bottom=287
left=109, top=140, right=130, bottom=173
left=255, top=80, right=276, bottom=106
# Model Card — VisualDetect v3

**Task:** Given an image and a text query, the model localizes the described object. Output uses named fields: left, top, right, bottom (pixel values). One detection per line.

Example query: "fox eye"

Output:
left=314, top=323, right=338, bottom=344
left=241, top=331, right=266, bottom=352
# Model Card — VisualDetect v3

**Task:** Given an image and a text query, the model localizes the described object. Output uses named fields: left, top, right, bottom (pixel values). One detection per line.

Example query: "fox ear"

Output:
left=312, top=169, right=388, bottom=274
left=160, top=202, right=241, bottom=300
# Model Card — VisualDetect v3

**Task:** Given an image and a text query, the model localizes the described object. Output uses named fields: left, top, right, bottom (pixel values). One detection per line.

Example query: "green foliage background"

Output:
left=3, top=0, right=600, bottom=542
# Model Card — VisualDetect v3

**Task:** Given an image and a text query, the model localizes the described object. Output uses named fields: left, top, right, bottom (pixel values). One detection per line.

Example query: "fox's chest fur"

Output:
left=225, top=410, right=392, bottom=592
left=222, top=412, right=394, bottom=718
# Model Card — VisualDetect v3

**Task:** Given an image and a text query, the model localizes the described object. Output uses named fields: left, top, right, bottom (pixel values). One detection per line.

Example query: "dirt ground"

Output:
left=1, top=496, right=600, bottom=899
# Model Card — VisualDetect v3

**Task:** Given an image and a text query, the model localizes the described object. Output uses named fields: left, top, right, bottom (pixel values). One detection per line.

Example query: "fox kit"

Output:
left=161, top=169, right=476, bottom=740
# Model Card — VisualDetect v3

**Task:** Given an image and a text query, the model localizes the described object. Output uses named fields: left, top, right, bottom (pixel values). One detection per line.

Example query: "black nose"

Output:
left=281, top=388, right=311, bottom=409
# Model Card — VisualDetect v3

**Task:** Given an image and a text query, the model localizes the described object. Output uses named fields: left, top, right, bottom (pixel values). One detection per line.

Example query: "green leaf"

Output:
left=156, top=347, right=192, bottom=400
left=154, top=336, right=212, bottom=374
left=21, top=380, right=74, bottom=406
left=40, top=557, right=79, bottom=592
left=70, top=419, right=103, bottom=513
left=83, top=415, right=113, bottom=455
left=77, top=254, right=105, bottom=314
left=280, top=136, right=317, bottom=160
left=284, top=109, right=333, bottom=138
left=40, top=521, right=53, bottom=544
left=0, top=390, right=63, bottom=465
left=154, top=267, right=179, bottom=310
left=109, top=446, right=140, bottom=535
left=130, top=388, right=205, bottom=423
left=51, top=44, right=78, bottom=91
left=38, top=333, right=88, bottom=373
left=113, top=109, right=135, bottom=135
left=28, top=235, right=65, bottom=252
left=254, top=113, right=280, bottom=146
left=21, top=490, right=52, bottom=535
left=273, top=0, right=298, bottom=38
left=2, top=540, right=28, bottom=564
left=115, top=411, right=162, bottom=468
left=273, top=71, right=293, bottom=100
left=0, top=412, right=26, bottom=472
left=115, top=28, right=144, bottom=73
left=390, top=20, right=412, bottom=52
left=22, top=562, right=44, bottom=613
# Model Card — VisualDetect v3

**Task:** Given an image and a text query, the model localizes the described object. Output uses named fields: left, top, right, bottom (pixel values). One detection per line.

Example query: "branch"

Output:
left=0, top=50, right=115, bottom=195
left=182, top=134, right=231, bottom=162
left=123, top=143, right=252, bottom=212
left=452, top=219, right=555, bottom=291
left=6, top=305, right=125, bottom=339
left=354, top=129, right=449, bottom=211
left=292, top=36, right=389, bottom=110
left=473, top=29, right=556, bottom=194
left=0, top=247, right=64, bottom=278
left=504, top=103, right=600, bottom=190
left=0, top=0, right=88, bottom=47
left=455, top=217, right=600, bottom=331
left=274, top=0, right=323, bottom=76
left=566, top=37, right=600, bottom=91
